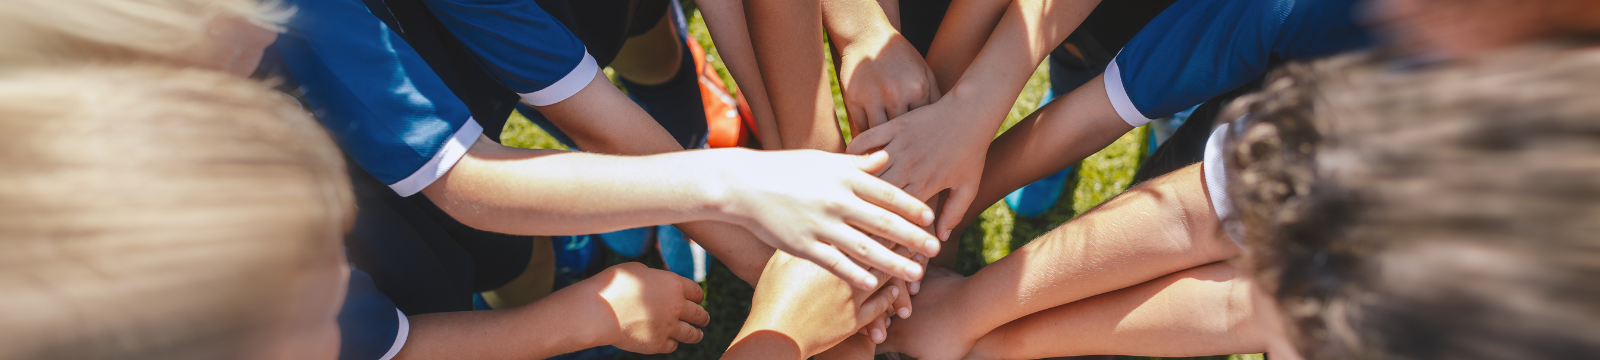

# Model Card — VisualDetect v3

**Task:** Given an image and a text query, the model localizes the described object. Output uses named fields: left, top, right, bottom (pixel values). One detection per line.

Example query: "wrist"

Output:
left=831, top=19, right=896, bottom=54
left=527, top=282, right=615, bottom=351
left=690, top=148, right=747, bottom=225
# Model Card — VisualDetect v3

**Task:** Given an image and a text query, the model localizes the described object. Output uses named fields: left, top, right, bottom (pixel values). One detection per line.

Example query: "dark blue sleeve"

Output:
left=276, top=0, right=484, bottom=196
left=1106, top=0, right=1370, bottom=125
left=422, top=0, right=598, bottom=106
left=339, top=266, right=408, bottom=360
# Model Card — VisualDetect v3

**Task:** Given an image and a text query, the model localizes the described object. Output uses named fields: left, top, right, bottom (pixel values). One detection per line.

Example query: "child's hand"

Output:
left=570, top=262, right=710, bottom=354
left=714, top=149, right=941, bottom=289
left=735, top=251, right=900, bottom=358
left=876, top=267, right=982, bottom=360
left=836, top=29, right=941, bottom=135
left=845, top=100, right=989, bottom=242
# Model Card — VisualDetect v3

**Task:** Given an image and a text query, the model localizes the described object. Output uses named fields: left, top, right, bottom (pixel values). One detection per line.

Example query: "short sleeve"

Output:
left=339, top=266, right=410, bottom=360
left=422, top=0, right=598, bottom=106
left=277, top=0, right=483, bottom=196
left=1202, top=122, right=1244, bottom=248
left=1106, top=0, right=1290, bottom=126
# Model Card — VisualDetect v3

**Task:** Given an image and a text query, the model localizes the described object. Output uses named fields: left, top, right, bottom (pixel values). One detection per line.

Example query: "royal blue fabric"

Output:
left=1116, top=0, right=1371, bottom=119
left=276, top=0, right=589, bottom=188
left=277, top=0, right=475, bottom=186
left=421, top=0, right=589, bottom=93
left=339, top=266, right=403, bottom=360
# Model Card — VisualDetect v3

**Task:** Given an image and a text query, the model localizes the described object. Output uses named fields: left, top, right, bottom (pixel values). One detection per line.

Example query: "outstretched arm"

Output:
left=878, top=164, right=1238, bottom=359
left=965, top=262, right=1264, bottom=359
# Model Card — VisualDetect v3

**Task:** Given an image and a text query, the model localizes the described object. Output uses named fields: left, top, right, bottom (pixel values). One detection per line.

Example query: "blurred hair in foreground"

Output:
left=1226, top=42, right=1600, bottom=360
left=0, top=0, right=291, bottom=72
left=0, top=66, right=351, bottom=360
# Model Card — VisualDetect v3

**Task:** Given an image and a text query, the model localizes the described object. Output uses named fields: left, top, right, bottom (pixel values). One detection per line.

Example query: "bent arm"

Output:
left=943, top=165, right=1238, bottom=341
left=743, top=0, right=843, bottom=151
left=967, top=262, right=1264, bottom=359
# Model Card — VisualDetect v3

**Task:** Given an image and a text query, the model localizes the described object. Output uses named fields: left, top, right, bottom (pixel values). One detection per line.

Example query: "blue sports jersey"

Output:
left=1105, top=0, right=1371, bottom=126
left=339, top=266, right=408, bottom=360
left=277, top=0, right=593, bottom=196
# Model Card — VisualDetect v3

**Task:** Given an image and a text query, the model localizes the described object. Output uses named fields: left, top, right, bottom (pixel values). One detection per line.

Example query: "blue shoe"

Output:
left=596, top=226, right=655, bottom=259
left=1005, top=166, right=1071, bottom=218
left=551, top=234, right=600, bottom=290
left=657, top=225, right=711, bottom=282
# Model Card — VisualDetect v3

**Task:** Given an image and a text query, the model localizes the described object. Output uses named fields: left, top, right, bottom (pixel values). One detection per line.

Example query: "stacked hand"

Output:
left=731, top=251, right=901, bottom=359
left=564, top=263, right=710, bottom=354
left=877, top=267, right=984, bottom=360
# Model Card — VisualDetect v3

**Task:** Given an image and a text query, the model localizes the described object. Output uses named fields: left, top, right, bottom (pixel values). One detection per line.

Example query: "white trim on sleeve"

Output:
left=1203, top=122, right=1245, bottom=248
left=1103, top=55, right=1155, bottom=127
left=388, top=118, right=483, bottom=197
left=377, top=309, right=410, bottom=360
left=519, top=52, right=599, bottom=106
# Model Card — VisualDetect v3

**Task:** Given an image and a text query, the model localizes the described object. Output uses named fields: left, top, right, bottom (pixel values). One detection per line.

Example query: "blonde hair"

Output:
left=0, top=0, right=292, bottom=67
left=0, top=65, right=352, bottom=360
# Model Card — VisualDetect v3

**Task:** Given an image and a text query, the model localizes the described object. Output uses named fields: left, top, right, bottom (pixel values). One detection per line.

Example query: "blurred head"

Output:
left=0, top=0, right=290, bottom=76
left=1224, top=46, right=1600, bottom=360
left=0, top=66, right=352, bottom=360
left=1369, top=0, right=1600, bottom=57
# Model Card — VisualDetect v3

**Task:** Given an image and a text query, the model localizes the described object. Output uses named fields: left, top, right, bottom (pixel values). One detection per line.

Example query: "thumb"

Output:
left=845, top=124, right=896, bottom=155
left=855, top=284, right=898, bottom=327
left=937, top=184, right=980, bottom=242
left=851, top=151, right=891, bottom=175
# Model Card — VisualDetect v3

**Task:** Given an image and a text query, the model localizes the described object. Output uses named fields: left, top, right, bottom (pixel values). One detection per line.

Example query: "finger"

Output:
left=848, top=173, right=935, bottom=227
left=677, top=274, right=705, bottom=303
left=842, top=200, right=939, bottom=257
left=855, top=283, right=898, bottom=326
left=924, top=68, right=943, bottom=103
left=671, top=321, right=705, bottom=344
left=845, top=104, right=869, bottom=136
left=866, top=105, right=890, bottom=129
left=845, top=123, right=896, bottom=155
left=847, top=150, right=891, bottom=176
left=680, top=300, right=711, bottom=327
left=826, top=225, right=924, bottom=283
left=867, top=311, right=889, bottom=344
left=909, top=253, right=927, bottom=295
left=937, top=184, right=981, bottom=242
left=886, top=101, right=911, bottom=121
left=891, top=279, right=913, bottom=319
left=802, top=242, right=880, bottom=290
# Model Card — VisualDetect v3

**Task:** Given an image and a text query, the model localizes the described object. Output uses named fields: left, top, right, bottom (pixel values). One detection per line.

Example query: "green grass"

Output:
left=500, top=7, right=1260, bottom=360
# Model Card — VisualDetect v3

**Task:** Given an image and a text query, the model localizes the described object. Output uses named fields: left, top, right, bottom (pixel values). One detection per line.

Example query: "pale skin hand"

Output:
left=965, top=262, right=1265, bottom=359
left=393, top=263, right=707, bottom=359
left=877, top=165, right=1238, bottom=359
left=824, top=0, right=940, bottom=133
left=723, top=251, right=899, bottom=360
left=423, top=71, right=938, bottom=288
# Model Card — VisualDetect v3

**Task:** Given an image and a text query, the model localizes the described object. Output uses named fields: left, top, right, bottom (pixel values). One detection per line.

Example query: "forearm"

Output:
left=743, top=0, right=844, bottom=151
left=957, top=75, right=1130, bottom=232
left=395, top=302, right=602, bottom=359
left=422, top=138, right=735, bottom=235
left=938, top=0, right=1098, bottom=123
left=695, top=0, right=783, bottom=148
left=674, top=221, right=772, bottom=285
left=923, top=0, right=1011, bottom=92
left=950, top=165, right=1237, bottom=337
left=967, top=262, right=1264, bottom=359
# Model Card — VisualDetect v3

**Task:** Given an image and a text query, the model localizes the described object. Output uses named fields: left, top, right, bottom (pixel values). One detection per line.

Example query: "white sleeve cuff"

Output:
left=1203, top=122, right=1245, bottom=248
left=1104, top=53, right=1155, bottom=127
left=388, top=118, right=483, bottom=197
left=519, top=52, right=599, bottom=106
left=377, top=309, right=409, bottom=360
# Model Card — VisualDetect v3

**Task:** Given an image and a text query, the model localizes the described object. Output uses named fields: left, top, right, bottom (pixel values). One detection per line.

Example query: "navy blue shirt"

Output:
left=1104, top=0, right=1371, bottom=126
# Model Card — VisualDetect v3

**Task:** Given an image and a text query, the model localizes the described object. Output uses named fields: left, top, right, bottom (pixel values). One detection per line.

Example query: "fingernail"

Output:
left=898, top=307, right=912, bottom=319
left=940, top=229, right=952, bottom=241
left=921, top=210, right=935, bottom=225
left=904, top=263, right=924, bottom=280
left=871, top=329, right=885, bottom=343
left=891, top=285, right=900, bottom=298
left=910, top=281, right=922, bottom=295
left=913, top=253, right=927, bottom=263
left=924, top=240, right=939, bottom=254
left=886, top=318, right=893, bottom=327
left=862, top=275, right=879, bottom=289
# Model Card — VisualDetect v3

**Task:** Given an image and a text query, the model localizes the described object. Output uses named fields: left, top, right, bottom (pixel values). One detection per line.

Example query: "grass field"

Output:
left=499, top=7, right=1260, bottom=360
